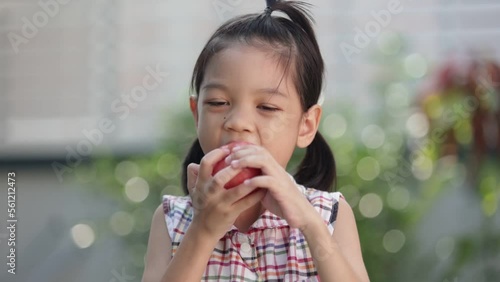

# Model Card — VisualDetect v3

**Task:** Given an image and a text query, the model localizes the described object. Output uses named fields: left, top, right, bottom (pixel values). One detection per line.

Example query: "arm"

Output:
left=142, top=204, right=172, bottom=282
left=142, top=204, right=221, bottom=282
left=226, top=144, right=369, bottom=281
left=302, top=198, right=370, bottom=282
left=159, top=220, right=220, bottom=282
left=143, top=149, right=267, bottom=282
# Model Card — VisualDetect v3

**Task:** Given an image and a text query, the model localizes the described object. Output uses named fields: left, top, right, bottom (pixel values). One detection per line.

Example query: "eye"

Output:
left=206, top=100, right=229, bottom=107
left=258, top=104, right=280, bottom=112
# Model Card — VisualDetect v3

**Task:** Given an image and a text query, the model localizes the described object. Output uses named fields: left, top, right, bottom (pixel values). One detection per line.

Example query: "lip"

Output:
left=223, top=140, right=255, bottom=147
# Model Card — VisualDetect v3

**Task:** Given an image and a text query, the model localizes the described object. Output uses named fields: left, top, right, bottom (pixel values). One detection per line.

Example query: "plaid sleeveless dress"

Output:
left=163, top=183, right=342, bottom=281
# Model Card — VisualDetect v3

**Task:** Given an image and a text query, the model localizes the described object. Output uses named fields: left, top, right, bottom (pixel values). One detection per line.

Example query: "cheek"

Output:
left=264, top=141, right=296, bottom=168
left=196, top=117, right=221, bottom=153
left=260, top=113, right=300, bottom=141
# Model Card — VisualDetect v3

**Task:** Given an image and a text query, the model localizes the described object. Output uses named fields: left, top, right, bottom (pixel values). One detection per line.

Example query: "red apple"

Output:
left=212, top=141, right=262, bottom=189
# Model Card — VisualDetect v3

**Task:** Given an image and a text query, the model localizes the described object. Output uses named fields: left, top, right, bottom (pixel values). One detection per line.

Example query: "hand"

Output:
left=226, top=144, right=318, bottom=231
left=187, top=147, right=266, bottom=240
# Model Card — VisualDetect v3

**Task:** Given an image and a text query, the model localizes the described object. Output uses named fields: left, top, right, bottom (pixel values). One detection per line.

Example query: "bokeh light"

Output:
left=115, top=160, right=140, bottom=185
left=361, top=124, right=385, bottom=149
left=125, top=177, right=150, bottom=203
left=411, top=154, right=434, bottom=180
left=454, top=121, right=473, bottom=145
left=383, top=229, right=406, bottom=253
left=435, top=236, right=455, bottom=260
left=404, top=53, right=428, bottom=78
left=356, top=157, right=381, bottom=181
left=71, top=223, right=96, bottom=249
left=322, top=113, right=347, bottom=139
left=387, top=187, right=410, bottom=210
left=157, top=153, right=181, bottom=179
left=110, top=211, right=135, bottom=236
left=359, top=193, right=383, bottom=218
left=406, top=112, right=429, bottom=138
left=423, top=95, right=443, bottom=119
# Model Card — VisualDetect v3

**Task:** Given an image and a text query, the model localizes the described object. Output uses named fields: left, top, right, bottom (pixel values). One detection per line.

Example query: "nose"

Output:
left=223, top=105, right=254, bottom=133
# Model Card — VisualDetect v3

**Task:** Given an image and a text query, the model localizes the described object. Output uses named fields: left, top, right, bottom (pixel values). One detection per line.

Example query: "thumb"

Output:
left=187, top=163, right=200, bottom=194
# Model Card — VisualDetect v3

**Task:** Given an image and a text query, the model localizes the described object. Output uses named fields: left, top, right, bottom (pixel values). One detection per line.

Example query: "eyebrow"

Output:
left=201, top=82, right=288, bottom=98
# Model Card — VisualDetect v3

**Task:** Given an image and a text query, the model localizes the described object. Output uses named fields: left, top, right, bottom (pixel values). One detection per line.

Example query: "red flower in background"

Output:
left=418, top=54, right=500, bottom=167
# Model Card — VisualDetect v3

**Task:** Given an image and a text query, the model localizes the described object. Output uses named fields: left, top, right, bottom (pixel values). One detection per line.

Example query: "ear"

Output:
left=297, top=104, right=322, bottom=148
left=189, top=95, right=199, bottom=127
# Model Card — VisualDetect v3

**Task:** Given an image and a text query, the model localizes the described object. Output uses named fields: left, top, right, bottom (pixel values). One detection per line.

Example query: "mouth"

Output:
left=223, top=140, right=255, bottom=147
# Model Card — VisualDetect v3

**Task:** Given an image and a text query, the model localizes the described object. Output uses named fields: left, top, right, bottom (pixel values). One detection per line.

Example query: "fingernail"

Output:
left=232, top=146, right=241, bottom=151
left=231, top=160, right=240, bottom=168
left=225, top=155, right=232, bottom=164
left=244, top=179, right=250, bottom=185
left=222, top=147, right=230, bottom=154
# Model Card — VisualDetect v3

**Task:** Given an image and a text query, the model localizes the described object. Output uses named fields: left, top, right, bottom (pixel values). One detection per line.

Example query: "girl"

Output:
left=143, top=1, right=369, bottom=281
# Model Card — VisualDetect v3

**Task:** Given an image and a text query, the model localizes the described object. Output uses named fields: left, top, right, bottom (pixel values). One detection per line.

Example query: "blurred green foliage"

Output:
left=78, top=34, right=500, bottom=281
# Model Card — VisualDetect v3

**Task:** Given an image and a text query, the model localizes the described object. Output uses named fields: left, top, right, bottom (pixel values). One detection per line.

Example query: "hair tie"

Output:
left=266, top=0, right=278, bottom=7
left=265, top=0, right=278, bottom=14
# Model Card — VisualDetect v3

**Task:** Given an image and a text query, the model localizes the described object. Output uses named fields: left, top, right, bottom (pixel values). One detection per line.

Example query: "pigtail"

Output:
left=188, top=1, right=334, bottom=191
left=293, top=132, right=336, bottom=192
left=181, top=138, right=205, bottom=195
left=270, top=1, right=334, bottom=190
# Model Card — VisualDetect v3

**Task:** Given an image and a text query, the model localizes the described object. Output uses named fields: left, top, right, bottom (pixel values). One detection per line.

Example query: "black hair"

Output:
left=182, top=1, right=336, bottom=193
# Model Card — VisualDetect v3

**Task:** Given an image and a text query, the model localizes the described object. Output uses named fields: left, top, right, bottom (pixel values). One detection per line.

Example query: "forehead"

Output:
left=202, top=44, right=298, bottom=97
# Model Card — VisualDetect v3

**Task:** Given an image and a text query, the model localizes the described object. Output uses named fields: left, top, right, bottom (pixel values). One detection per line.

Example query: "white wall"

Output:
left=1, top=0, right=499, bottom=159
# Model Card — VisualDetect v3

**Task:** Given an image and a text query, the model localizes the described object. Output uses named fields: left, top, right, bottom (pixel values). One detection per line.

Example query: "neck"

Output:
left=234, top=203, right=265, bottom=233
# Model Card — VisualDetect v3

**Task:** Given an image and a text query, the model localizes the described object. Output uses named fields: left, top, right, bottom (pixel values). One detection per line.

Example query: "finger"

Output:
left=227, top=146, right=258, bottom=160
left=232, top=188, right=267, bottom=214
left=245, top=175, right=303, bottom=199
left=229, top=146, right=274, bottom=168
left=210, top=164, right=243, bottom=191
left=242, top=175, right=279, bottom=190
left=230, top=153, right=274, bottom=174
left=224, top=181, right=263, bottom=203
left=225, top=144, right=260, bottom=162
left=198, top=147, right=230, bottom=182
left=187, top=163, right=200, bottom=194
left=229, top=142, right=254, bottom=152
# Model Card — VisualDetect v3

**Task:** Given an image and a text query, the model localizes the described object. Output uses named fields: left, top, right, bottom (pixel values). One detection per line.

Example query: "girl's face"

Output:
left=191, top=44, right=318, bottom=169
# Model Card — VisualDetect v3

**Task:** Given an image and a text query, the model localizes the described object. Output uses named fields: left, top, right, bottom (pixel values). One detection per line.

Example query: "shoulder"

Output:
left=302, top=187, right=343, bottom=204
left=300, top=186, right=344, bottom=231
left=302, top=187, right=342, bottom=215
left=330, top=196, right=371, bottom=281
